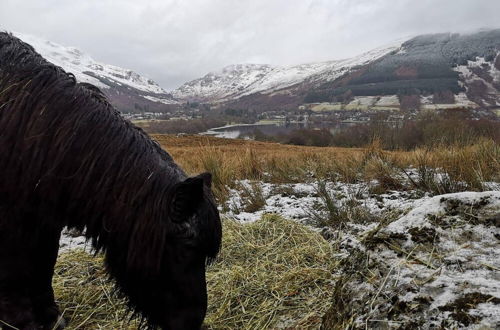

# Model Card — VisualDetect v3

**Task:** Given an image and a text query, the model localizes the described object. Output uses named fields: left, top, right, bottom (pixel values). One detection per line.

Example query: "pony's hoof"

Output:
left=45, top=314, right=66, bottom=330
left=54, top=314, right=66, bottom=329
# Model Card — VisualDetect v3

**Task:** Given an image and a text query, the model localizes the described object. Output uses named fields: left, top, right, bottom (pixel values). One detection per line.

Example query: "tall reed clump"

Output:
left=307, top=181, right=372, bottom=228
left=310, top=154, right=341, bottom=182
left=296, top=151, right=340, bottom=182
left=234, top=181, right=267, bottom=213
left=238, top=148, right=263, bottom=180
left=404, top=139, right=500, bottom=193
left=331, top=156, right=364, bottom=184
left=364, top=156, right=404, bottom=194
left=362, top=139, right=405, bottom=193
left=263, top=156, right=307, bottom=183
left=199, top=146, right=235, bottom=203
left=433, top=139, right=500, bottom=190
left=405, top=148, right=466, bottom=194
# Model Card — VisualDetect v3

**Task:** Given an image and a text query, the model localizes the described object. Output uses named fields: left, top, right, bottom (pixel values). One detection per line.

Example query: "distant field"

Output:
left=131, top=119, right=170, bottom=127
left=153, top=134, right=499, bottom=203
left=153, top=134, right=363, bottom=151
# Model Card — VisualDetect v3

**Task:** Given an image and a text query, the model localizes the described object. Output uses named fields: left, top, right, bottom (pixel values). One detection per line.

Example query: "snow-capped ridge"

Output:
left=14, top=32, right=172, bottom=97
left=172, top=40, right=403, bottom=102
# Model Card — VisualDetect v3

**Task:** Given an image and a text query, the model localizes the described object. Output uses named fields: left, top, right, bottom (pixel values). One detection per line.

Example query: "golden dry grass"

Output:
left=53, top=252, right=139, bottom=329
left=153, top=134, right=367, bottom=197
left=153, top=135, right=500, bottom=200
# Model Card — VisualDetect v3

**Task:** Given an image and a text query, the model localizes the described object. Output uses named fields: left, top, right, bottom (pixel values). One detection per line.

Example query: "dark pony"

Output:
left=0, top=32, right=222, bottom=330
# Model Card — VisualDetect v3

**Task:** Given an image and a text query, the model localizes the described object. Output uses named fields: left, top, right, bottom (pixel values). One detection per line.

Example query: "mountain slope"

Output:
left=172, top=42, right=401, bottom=103
left=15, top=32, right=178, bottom=113
left=305, top=30, right=500, bottom=108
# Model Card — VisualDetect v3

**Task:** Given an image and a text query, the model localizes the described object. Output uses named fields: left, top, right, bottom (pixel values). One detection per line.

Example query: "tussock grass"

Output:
left=429, top=138, right=500, bottom=189
left=239, top=148, right=264, bottom=180
left=235, top=181, right=267, bottom=213
left=197, top=146, right=235, bottom=203
left=153, top=134, right=366, bottom=185
left=307, top=181, right=376, bottom=229
left=52, top=215, right=337, bottom=329
left=364, top=156, right=404, bottom=192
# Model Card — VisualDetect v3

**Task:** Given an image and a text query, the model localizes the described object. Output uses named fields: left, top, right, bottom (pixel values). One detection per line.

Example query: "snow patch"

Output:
left=386, top=191, right=500, bottom=234
left=375, top=95, right=400, bottom=107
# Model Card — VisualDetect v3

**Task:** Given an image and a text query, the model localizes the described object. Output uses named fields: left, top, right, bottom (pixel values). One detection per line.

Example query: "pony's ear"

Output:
left=198, top=172, right=212, bottom=189
left=170, top=176, right=204, bottom=222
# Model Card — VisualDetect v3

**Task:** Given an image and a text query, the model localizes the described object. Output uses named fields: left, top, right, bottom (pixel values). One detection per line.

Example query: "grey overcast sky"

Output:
left=1, top=0, right=499, bottom=90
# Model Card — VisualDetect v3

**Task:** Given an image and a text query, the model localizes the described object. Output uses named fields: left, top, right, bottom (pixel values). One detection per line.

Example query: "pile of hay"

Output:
left=206, top=215, right=337, bottom=329
left=53, top=214, right=337, bottom=329
left=53, top=251, right=139, bottom=329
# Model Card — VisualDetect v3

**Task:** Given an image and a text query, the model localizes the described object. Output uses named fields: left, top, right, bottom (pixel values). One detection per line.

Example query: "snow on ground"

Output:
left=386, top=191, right=498, bottom=234
left=339, top=190, right=500, bottom=329
left=375, top=95, right=400, bottom=107
left=454, top=56, right=500, bottom=107
left=59, top=229, right=89, bottom=252
left=141, top=95, right=179, bottom=105
left=456, top=92, right=479, bottom=107
left=347, top=96, right=378, bottom=108
left=222, top=181, right=499, bottom=328
left=223, top=180, right=427, bottom=224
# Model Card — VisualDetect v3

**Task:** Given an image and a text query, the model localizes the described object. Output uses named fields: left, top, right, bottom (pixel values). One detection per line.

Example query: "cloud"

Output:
left=1, top=0, right=499, bottom=89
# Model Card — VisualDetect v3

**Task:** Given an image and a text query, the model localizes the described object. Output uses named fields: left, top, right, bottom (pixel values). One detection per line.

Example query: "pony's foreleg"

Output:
left=0, top=224, right=39, bottom=329
left=0, top=294, right=38, bottom=330
left=30, top=225, right=65, bottom=329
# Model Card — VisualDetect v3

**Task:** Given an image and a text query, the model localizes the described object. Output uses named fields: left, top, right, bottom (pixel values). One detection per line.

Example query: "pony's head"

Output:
left=158, top=172, right=221, bottom=329
left=108, top=172, right=222, bottom=329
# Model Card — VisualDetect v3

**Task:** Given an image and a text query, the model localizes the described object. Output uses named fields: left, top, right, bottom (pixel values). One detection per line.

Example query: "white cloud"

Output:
left=1, top=0, right=499, bottom=89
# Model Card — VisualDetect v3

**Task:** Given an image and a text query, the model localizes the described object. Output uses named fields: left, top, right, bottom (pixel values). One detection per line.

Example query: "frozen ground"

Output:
left=340, top=191, right=500, bottom=329
left=223, top=180, right=430, bottom=223
left=59, top=229, right=88, bottom=252
left=223, top=181, right=500, bottom=328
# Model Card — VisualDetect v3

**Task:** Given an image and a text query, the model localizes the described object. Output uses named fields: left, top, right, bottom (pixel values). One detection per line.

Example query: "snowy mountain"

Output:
left=15, top=32, right=178, bottom=113
left=172, top=42, right=401, bottom=103
left=15, top=30, right=500, bottom=116
left=174, top=30, right=500, bottom=116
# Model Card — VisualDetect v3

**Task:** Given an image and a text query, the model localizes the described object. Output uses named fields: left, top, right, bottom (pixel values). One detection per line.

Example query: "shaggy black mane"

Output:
left=0, top=32, right=221, bottom=329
